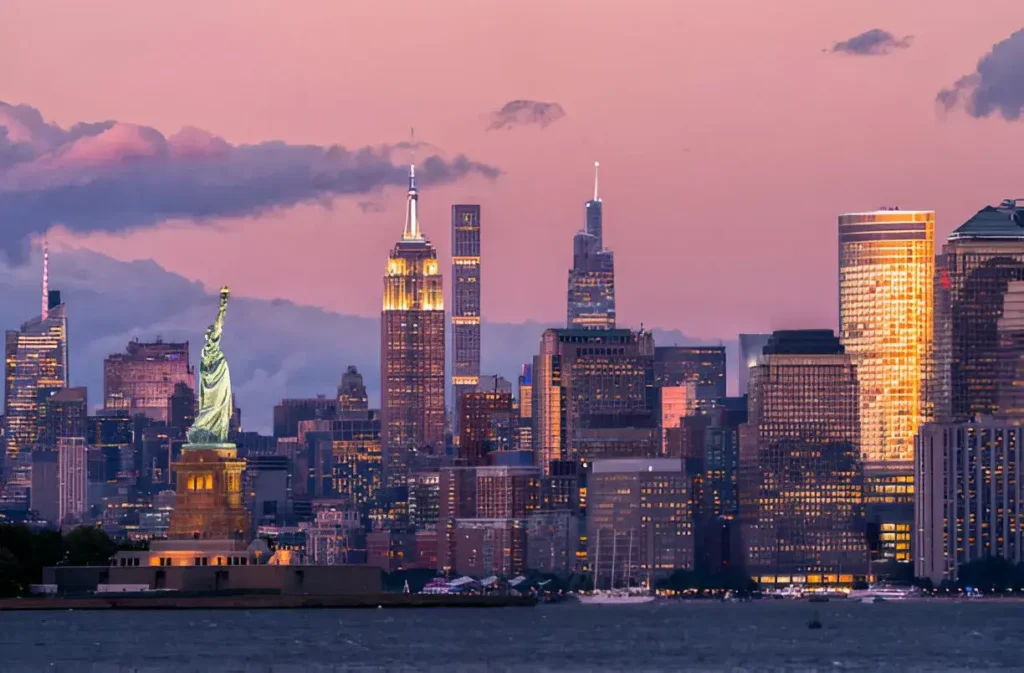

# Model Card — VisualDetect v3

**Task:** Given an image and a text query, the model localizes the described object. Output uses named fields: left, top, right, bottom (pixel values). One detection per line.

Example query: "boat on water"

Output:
left=578, top=590, right=655, bottom=605
left=580, top=528, right=655, bottom=605
left=848, top=584, right=919, bottom=601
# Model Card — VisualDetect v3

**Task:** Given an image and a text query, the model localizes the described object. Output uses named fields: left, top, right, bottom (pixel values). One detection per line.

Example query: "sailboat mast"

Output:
left=627, top=530, right=634, bottom=589
left=594, top=528, right=601, bottom=591
left=611, top=532, right=617, bottom=591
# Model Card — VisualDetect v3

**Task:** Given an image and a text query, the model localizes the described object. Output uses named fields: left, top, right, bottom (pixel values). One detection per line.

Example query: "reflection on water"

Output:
left=0, top=601, right=1021, bottom=672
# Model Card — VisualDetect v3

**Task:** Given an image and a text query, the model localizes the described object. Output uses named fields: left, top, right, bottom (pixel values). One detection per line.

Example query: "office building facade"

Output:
left=587, top=457, right=694, bottom=585
left=103, top=339, right=193, bottom=423
left=838, top=209, right=933, bottom=565
left=532, top=328, right=655, bottom=472
left=935, top=199, right=1024, bottom=422
left=915, top=418, right=1024, bottom=581
left=58, top=437, right=88, bottom=524
left=740, top=330, right=868, bottom=583
left=654, top=346, right=726, bottom=414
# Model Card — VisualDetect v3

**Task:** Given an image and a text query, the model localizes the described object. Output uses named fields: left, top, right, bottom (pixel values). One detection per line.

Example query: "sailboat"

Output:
left=579, top=529, right=655, bottom=605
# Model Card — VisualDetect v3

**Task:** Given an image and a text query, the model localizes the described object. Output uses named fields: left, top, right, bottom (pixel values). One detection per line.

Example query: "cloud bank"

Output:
left=488, top=100, right=566, bottom=130
left=937, top=28, right=1024, bottom=120
left=0, top=249, right=708, bottom=434
left=0, top=102, right=500, bottom=262
left=831, top=29, right=912, bottom=56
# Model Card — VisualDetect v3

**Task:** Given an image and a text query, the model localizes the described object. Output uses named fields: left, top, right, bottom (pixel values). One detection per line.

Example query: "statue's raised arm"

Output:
left=187, top=286, right=235, bottom=446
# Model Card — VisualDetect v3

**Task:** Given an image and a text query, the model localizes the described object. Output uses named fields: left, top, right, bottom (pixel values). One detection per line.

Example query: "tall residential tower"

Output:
left=381, top=165, right=446, bottom=485
left=451, top=204, right=482, bottom=436
left=567, top=162, right=615, bottom=330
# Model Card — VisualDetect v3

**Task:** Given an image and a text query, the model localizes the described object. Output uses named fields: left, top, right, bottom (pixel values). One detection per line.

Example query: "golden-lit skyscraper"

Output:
left=838, top=209, right=934, bottom=466
left=381, top=165, right=445, bottom=485
left=839, top=209, right=932, bottom=565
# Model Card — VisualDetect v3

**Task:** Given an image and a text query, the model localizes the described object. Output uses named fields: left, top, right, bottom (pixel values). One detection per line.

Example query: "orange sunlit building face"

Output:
left=838, top=209, right=934, bottom=468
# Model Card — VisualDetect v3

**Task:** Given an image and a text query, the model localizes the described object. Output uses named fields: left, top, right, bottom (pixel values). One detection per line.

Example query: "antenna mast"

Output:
left=41, top=238, right=49, bottom=320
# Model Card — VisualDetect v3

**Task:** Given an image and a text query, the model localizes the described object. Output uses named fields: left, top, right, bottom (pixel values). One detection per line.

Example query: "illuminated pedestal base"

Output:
left=167, top=443, right=249, bottom=541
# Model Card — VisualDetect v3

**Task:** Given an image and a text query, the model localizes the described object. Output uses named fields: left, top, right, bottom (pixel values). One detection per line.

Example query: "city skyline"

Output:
left=4, top=3, right=1024, bottom=342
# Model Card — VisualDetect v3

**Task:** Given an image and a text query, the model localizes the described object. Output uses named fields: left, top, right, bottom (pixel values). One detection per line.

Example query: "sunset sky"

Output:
left=4, top=1, right=1024, bottom=341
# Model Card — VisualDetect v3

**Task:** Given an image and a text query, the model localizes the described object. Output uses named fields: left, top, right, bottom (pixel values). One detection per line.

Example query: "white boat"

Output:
left=848, top=584, right=918, bottom=601
left=579, top=590, right=655, bottom=605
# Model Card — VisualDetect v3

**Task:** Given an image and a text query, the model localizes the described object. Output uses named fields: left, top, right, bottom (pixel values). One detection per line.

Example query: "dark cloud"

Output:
left=357, top=201, right=386, bottom=213
left=0, top=249, right=707, bottom=433
left=487, top=100, right=566, bottom=130
left=0, top=102, right=500, bottom=262
left=937, top=29, right=1024, bottom=120
left=831, top=29, right=912, bottom=56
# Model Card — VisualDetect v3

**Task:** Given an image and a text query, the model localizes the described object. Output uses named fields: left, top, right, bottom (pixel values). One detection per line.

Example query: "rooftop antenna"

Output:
left=41, top=238, right=49, bottom=320
left=403, top=127, right=421, bottom=240
left=593, top=161, right=600, bottom=201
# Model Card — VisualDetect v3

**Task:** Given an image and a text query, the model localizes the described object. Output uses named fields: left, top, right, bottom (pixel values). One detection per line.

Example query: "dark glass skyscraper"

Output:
left=532, top=328, right=655, bottom=472
left=451, top=204, right=481, bottom=435
left=935, top=199, right=1024, bottom=422
left=567, top=162, right=615, bottom=330
left=654, top=346, right=727, bottom=414
left=381, top=165, right=446, bottom=485
left=740, top=330, right=867, bottom=583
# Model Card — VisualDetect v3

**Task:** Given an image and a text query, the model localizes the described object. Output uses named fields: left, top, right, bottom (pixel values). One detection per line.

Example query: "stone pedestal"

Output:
left=167, top=443, right=249, bottom=541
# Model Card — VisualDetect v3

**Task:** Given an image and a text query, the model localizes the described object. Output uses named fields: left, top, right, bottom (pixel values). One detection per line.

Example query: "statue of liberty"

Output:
left=187, top=286, right=233, bottom=445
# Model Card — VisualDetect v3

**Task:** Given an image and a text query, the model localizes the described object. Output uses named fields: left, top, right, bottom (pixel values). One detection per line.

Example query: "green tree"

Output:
left=62, top=526, right=119, bottom=566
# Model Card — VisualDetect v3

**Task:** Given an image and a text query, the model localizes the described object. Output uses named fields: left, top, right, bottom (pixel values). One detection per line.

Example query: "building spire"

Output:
left=41, top=237, right=49, bottom=320
left=593, top=161, right=600, bottom=202
left=403, top=128, right=421, bottom=241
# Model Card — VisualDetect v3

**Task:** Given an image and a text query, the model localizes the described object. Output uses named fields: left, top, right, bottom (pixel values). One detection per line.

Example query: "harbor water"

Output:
left=0, top=600, right=1020, bottom=672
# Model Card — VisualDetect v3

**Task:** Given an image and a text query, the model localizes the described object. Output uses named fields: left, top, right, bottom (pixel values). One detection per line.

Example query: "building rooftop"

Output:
left=763, top=330, right=843, bottom=356
left=590, top=457, right=682, bottom=474
left=948, top=200, right=1024, bottom=241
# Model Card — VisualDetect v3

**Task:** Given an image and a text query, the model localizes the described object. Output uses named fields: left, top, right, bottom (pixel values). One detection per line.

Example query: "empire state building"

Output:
left=380, top=164, right=446, bottom=485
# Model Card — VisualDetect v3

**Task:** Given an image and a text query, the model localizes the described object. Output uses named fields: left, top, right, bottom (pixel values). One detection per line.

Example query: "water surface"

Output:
left=0, top=600, right=1017, bottom=672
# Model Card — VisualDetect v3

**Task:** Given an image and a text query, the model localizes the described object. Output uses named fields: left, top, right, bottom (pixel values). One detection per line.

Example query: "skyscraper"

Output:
left=915, top=418, right=1024, bottom=581
left=337, top=366, right=368, bottom=413
left=451, top=204, right=481, bottom=436
left=737, top=334, right=772, bottom=396
left=740, top=330, right=867, bottom=584
left=57, top=437, right=87, bottom=524
left=381, top=165, right=446, bottom=485
left=532, top=328, right=655, bottom=472
left=935, top=199, right=1024, bottom=422
left=587, top=457, right=694, bottom=586
left=567, top=162, right=616, bottom=330
left=654, top=346, right=726, bottom=414
left=839, top=209, right=933, bottom=565
left=458, top=385, right=514, bottom=465
left=4, top=247, right=67, bottom=494
left=838, top=209, right=934, bottom=465
left=103, top=339, right=193, bottom=423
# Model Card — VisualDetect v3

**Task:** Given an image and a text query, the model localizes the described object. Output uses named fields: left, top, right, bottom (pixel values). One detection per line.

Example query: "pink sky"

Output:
left=3, top=0, right=1023, bottom=339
